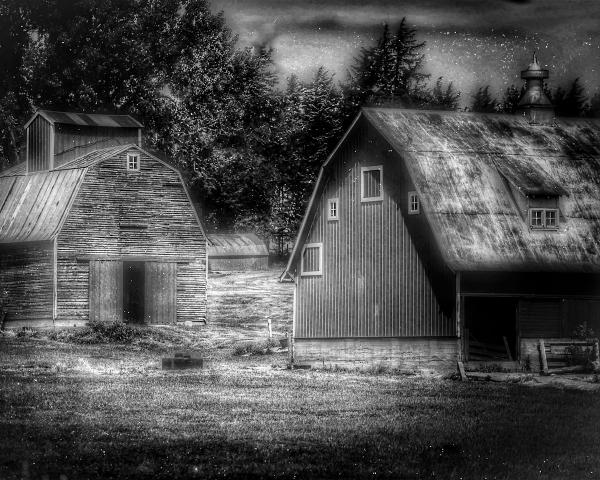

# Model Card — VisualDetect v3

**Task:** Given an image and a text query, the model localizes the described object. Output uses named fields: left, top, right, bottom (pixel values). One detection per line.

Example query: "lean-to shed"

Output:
left=282, top=57, right=600, bottom=371
left=207, top=233, right=269, bottom=271
left=0, top=110, right=207, bottom=328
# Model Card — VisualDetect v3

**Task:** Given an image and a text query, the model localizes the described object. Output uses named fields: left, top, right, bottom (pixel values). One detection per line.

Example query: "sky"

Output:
left=211, top=0, right=600, bottom=105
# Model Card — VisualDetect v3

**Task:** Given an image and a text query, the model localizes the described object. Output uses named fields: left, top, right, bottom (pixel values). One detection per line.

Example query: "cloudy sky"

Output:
left=211, top=0, right=599, bottom=105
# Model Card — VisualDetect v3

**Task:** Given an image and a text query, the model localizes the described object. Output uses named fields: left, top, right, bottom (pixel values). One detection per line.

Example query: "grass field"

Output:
left=1, top=270, right=600, bottom=479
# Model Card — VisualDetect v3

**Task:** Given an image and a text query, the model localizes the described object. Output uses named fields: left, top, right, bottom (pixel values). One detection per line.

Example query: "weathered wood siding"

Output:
left=145, top=262, right=177, bottom=324
left=54, top=125, right=140, bottom=167
left=89, top=260, right=123, bottom=323
left=208, top=256, right=269, bottom=272
left=0, top=242, right=54, bottom=326
left=56, top=149, right=206, bottom=325
left=296, top=122, right=454, bottom=339
left=27, top=116, right=52, bottom=172
left=294, top=338, right=458, bottom=372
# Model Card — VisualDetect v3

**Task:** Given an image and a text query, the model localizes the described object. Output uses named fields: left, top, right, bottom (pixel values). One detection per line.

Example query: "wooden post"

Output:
left=464, top=327, right=469, bottom=362
left=457, top=361, right=467, bottom=381
left=539, top=339, right=549, bottom=375
left=287, top=331, right=294, bottom=368
left=267, top=318, right=272, bottom=338
left=503, top=336, right=513, bottom=362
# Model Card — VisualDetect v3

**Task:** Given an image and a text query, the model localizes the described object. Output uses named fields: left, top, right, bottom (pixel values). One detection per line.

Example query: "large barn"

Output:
left=281, top=58, right=600, bottom=371
left=0, top=110, right=207, bottom=328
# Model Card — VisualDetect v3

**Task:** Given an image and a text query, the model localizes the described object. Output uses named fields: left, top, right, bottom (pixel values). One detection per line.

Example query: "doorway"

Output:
left=123, top=262, right=145, bottom=323
left=464, top=297, right=518, bottom=361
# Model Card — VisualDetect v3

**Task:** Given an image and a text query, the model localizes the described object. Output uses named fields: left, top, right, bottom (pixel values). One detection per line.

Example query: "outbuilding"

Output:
left=207, top=233, right=269, bottom=272
left=281, top=57, right=600, bottom=371
left=0, top=110, right=207, bottom=328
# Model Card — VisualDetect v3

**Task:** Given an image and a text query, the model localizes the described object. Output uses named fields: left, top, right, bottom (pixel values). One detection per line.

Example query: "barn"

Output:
left=207, top=233, right=269, bottom=272
left=0, top=110, right=207, bottom=328
left=281, top=58, right=600, bottom=371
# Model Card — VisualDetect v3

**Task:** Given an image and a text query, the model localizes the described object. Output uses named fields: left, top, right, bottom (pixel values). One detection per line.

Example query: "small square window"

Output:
left=327, top=198, right=339, bottom=220
left=530, top=209, right=559, bottom=230
left=301, top=243, right=322, bottom=276
left=127, top=152, right=140, bottom=171
left=408, top=191, right=420, bottom=215
left=361, top=166, right=383, bottom=202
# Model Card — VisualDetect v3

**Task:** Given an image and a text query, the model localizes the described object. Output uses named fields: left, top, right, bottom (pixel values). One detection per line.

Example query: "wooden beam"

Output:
left=75, top=255, right=196, bottom=263
left=503, top=336, right=513, bottom=361
left=539, top=339, right=549, bottom=375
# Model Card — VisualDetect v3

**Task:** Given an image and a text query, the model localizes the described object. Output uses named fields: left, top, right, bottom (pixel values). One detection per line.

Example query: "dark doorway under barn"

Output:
left=464, top=297, right=518, bottom=361
left=123, top=262, right=145, bottom=323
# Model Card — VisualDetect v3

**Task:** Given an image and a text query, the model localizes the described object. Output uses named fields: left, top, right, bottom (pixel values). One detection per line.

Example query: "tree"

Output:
left=498, top=85, right=523, bottom=114
left=552, top=78, right=588, bottom=117
left=589, top=92, right=600, bottom=118
left=425, top=77, right=461, bottom=111
left=343, top=19, right=430, bottom=121
left=470, top=85, right=497, bottom=113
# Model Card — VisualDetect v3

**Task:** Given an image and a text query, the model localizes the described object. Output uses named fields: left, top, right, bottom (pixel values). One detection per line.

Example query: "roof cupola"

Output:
left=517, top=53, right=554, bottom=124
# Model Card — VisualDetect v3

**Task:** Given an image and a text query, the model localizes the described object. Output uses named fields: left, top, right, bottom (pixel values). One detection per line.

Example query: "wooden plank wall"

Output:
left=54, top=125, right=140, bottom=167
left=56, top=150, right=206, bottom=324
left=27, top=116, right=52, bottom=172
left=296, top=123, right=454, bottom=339
left=89, top=260, right=123, bottom=323
left=145, top=262, right=176, bottom=324
left=0, top=242, right=54, bottom=326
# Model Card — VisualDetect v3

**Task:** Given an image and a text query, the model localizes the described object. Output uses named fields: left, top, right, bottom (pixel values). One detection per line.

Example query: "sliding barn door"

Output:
left=145, top=262, right=177, bottom=325
left=89, top=260, right=123, bottom=323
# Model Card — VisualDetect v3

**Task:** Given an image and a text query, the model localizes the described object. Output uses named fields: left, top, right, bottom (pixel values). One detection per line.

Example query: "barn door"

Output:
left=89, top=260, right=123, bottom=323
left=144, top=262, right=177, bottom=325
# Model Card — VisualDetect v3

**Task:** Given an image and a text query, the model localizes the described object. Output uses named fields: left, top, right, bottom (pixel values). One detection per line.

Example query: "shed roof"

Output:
left=25, top=110, right=143, bottom=129
left=0, top=161, right=27, bottom=177
left=284, top=108, right=600, bottom=278
left=208, top=233, right=268, bottom=257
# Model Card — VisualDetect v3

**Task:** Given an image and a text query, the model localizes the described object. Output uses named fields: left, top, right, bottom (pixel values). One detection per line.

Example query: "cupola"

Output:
left=517, top=53, right=554, bottom=125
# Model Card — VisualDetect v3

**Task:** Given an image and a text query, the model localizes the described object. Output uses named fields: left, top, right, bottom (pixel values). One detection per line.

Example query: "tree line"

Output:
left=0, top=0, right=597, bottom=253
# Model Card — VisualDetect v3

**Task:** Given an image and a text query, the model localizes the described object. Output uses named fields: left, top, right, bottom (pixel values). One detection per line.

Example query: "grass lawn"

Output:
left=1, top=271, right=600, bottom=479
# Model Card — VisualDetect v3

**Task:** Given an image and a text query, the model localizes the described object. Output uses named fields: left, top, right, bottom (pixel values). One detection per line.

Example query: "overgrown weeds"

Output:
left=233, top=338, right=279, bottom=356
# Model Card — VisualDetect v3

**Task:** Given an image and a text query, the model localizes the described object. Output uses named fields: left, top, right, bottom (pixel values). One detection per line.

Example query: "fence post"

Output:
left=267, top=318, right=272, bottom=338
left=287, top=331, right=294, bottom=368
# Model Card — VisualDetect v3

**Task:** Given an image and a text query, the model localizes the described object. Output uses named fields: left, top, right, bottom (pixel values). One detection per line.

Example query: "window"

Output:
left=327, top=198, right=339, bottom=220
left=301, top=243, right=322, bottom=276
left=361, top=166, right=383, bottom=202
left=529, top=209, right=559, bottom=230
left=127, top=152, right=140, bottom=171
left=408, top=191, right=420, bottom=214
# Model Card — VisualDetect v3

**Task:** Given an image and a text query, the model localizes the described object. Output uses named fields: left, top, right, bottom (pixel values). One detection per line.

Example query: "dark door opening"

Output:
left=464, top=297, right=518, bottom=361
left=123, top=261, right=145, bottom=323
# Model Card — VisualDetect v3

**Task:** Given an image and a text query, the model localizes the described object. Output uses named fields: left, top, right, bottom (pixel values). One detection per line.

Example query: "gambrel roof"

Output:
left=284, top=108, right=600, bottom=278
left=0, top=145, right=204, bottom=244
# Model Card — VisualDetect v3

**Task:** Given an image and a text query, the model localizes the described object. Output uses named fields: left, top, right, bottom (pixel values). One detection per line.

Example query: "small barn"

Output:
left=0, top=110, right=207, bottom=328
left=207, top=233, right=268, bottom=272
left=281, top=57, right=600, bottom=371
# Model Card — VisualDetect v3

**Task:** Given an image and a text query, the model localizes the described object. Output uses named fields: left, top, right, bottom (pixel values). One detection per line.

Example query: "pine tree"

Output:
left=589, top=92, right=600, bottom=118
left=426, top=77, right=460, bottom=110
left=553, top=78, right=588, bottom=117
left=470, top=86, right=497, bottom=113
left=498, top=85, right=523, bottom=114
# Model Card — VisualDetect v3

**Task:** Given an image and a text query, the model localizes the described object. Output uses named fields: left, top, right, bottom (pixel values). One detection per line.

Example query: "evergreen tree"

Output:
left=498, top=85, right=523, bottom=114
left=589, top=92, right=600, bottom=118
left=470, top=86, right=497, bottom=113
left=426, top=77, right=461, bottom=111
left=552, top=78, right=588, bottom=117
left=343, top=19, right=429, bottom=121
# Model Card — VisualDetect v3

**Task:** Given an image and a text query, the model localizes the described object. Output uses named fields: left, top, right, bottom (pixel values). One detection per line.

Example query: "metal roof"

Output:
left=284, top=108, right=600, bottom=277
left=0, top=169, right=86, bottom=243
left=208, top=233, right=268, bottom=257
left=24, top=110, right=143, bottom=129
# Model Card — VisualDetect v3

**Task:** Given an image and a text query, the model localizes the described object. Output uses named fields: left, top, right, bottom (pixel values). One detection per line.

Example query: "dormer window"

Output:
left=529, top=208, right=559, bottom=230
left=127, top=152, right=140, bottom=171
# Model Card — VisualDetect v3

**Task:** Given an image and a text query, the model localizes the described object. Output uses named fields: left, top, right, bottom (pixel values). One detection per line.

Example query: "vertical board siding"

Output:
left=54, top=125, right=140, bottom=167
left=56, top=151, right=206, bottom=324
left=27, top=116, right=52, bottom=172
left=145, top=262, right=177, bottom=324
left=296, top=124, right=454, bottom=339
left=0, top=242, right=54, bottom=326
left=89, top=260, right=123, bottom=322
